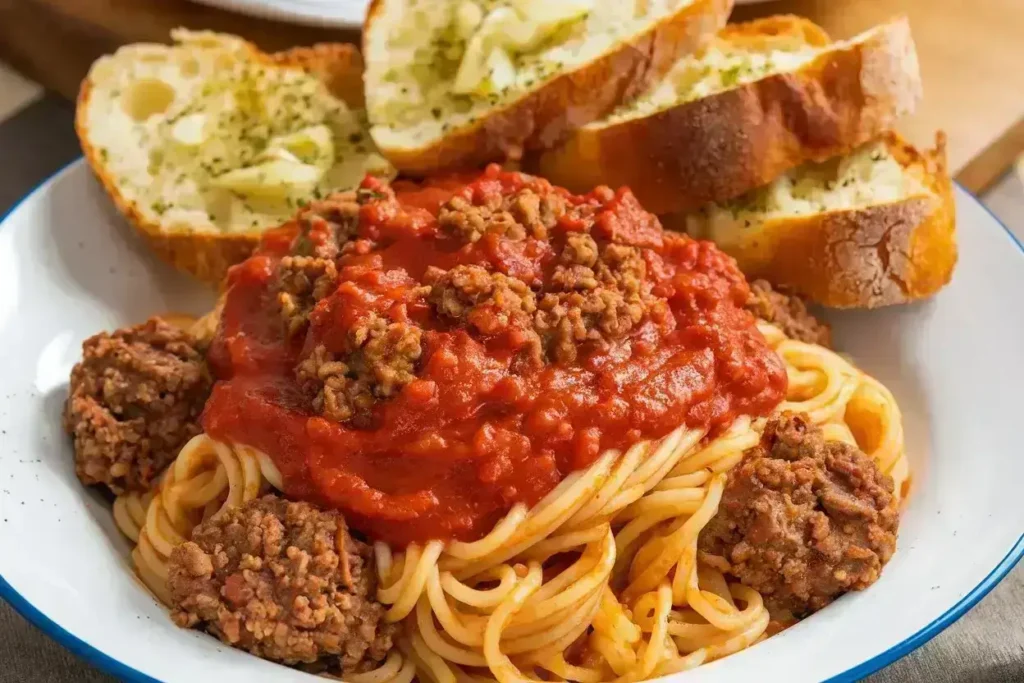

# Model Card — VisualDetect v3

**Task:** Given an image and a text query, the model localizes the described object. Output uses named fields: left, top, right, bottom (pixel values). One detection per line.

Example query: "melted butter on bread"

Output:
left=81, top=30, right=393, bottom=236
left=365, top=0, right=692, bottom=151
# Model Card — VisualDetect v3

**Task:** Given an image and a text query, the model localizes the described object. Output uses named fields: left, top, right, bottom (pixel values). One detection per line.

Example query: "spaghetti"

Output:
left=114, top=322, right=906, bottom=683
left=113, top=434, right=281, bottom=604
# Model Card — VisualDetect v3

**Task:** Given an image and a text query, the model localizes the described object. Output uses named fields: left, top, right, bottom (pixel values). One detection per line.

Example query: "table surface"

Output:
left=0, top=0, right=1021, bottom=193
left=1, top=3, right=1024, bottom=681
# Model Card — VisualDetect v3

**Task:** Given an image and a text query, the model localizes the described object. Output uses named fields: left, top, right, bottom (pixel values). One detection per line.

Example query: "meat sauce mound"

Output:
left=64, top=317, right=212, bottom=494
left=168, top=495, right=395, bottom=671
left=698, top=413, right=899, bottom=622
left=203, top=166, right=788, bottom=545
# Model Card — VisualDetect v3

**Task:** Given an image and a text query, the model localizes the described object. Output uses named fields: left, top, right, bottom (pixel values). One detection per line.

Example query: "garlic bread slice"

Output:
left=363, top=0, right=733, bottom=174
left=678, top=132, right=956, bottom=308
left=537, top=16, right=922, bottom=215
left=76, top=30, right=394, bottom=284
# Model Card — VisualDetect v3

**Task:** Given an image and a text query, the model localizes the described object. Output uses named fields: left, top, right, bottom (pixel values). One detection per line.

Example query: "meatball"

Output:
left=64, top=317, right=212, bottom=494
left=698, top=413, right=898, bottom=621
left=745, top=279, right=832, bottom=348
left=168, top=495, right=396, bottom=671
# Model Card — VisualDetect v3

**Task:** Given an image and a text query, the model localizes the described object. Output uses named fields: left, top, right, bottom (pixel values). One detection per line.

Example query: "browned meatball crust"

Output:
left=64, top=317, right=212, bottom=494
left=168, top=495, right=396, bottom=671
left=745, top=279, right=832, bottom=348
left=699, top=413, right=898, bottom=621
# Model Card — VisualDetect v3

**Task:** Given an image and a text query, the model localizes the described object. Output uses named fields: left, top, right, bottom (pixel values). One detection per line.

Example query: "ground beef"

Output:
left=168, top=495, right=396, bottom=670
left=438, top=187, right=565, bottom=243
left=278, top=255, right=338, bottom=337
left=536, top=241, right=656, bottom=363
left=426, top=265, right=542, bottom=365
left=745, top=279, right=832, bottom=347
left=698, top=412, right=899, bottom=621
left=276, top=194, right=363, bottom=335
left=428, top=199, right=661, bottom=365
left=536, top=288, right=647, bottom=364
left=508, top=188, right=567, bottom=239
left=295, top=193, right=362, bottom=261
left=64, top=317, right=212, bottom=494
left=561, top=232, right=599, bottom=268
left=295, top=315, right=423, bottom=425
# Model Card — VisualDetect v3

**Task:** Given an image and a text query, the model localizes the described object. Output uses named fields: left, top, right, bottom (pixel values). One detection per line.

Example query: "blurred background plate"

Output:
left=190, top=0, right=368, bottom=28
left=192, top=0, right=777, bottom=27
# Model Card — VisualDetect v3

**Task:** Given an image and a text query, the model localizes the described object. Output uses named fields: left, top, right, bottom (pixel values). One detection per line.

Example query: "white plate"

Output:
left=190, top=0, right=368, bottom=28
left=1, top=160, right=1023, bottom=683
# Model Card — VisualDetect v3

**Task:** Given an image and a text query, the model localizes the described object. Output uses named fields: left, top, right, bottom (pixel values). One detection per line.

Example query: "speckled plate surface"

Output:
left=1, top=160, right=1023, bottom=683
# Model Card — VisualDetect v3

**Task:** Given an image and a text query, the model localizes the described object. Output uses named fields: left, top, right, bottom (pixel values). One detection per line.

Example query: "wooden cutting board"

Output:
left=1, top=0, right=1021, bottom=193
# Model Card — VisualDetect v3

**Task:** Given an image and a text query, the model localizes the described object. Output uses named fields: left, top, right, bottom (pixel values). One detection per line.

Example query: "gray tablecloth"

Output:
left=2, top=94, right=1023, bottom=683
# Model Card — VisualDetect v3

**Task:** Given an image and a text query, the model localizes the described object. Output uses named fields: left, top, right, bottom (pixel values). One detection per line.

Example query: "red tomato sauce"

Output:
left=203, top=167, right=787, bottom=546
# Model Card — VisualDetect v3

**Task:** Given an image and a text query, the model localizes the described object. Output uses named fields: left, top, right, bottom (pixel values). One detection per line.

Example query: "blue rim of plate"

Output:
left=1, top=158, right=1023, bottom=683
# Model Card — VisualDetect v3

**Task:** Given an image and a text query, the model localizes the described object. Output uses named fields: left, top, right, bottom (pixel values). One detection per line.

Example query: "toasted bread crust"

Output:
left=715, top=15, right=831, bottom=50
left=536, top=16, right=921, bottom=215
left=76, top=40, right=366, bottom=286
left=364, top=0, right=733, bottom=174
left=270, top=43, right=366, bottom=110
left=669, top=132, right=956, bottom=309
